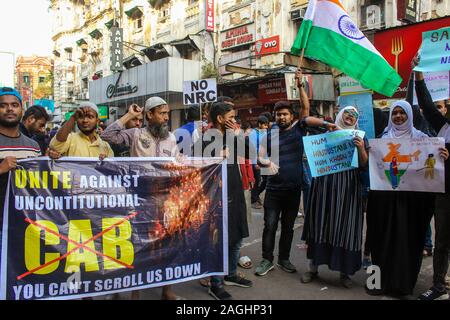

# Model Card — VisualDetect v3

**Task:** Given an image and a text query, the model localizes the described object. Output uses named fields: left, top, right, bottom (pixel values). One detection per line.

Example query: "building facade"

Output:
left=50, top=0, right=450, bottom=125
left=0, top=52, right=15, bottom=88
left=15, top=55, right=53, bottom=109
left=50, top=0, right=215, bottom=125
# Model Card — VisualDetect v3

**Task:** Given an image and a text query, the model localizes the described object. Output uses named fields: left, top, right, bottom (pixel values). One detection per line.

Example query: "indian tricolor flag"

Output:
left=291, top=0, right=402, bottom=97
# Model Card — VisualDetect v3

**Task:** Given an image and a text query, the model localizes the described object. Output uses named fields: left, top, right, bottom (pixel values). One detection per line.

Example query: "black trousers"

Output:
left=262, top=189, right=301, bottom=262
left=433, top=194, right=450, bottom=291
left=251, top=165, right=267, bottom=203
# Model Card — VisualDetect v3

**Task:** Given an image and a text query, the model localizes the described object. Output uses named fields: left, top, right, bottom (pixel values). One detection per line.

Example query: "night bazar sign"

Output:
left=221, top=23, right=256, bottom=50
left=106, top=71, right=138, bottom=99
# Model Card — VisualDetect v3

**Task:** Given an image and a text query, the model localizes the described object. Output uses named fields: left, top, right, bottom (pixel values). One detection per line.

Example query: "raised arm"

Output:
left=296, top=69, right=310, bottom=119
left=55, top=108, right=82, bottom=142
left=49, top=108, right=85, bottom=155
left=304, top=116, right=339, bottom=131
left=101, top=104, right=141, bottom=147
left=412, top=55, right=447, bottom=133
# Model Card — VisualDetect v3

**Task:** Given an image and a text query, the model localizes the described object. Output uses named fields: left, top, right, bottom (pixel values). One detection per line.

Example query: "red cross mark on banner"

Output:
left=17, top=212, right=138, bottom=280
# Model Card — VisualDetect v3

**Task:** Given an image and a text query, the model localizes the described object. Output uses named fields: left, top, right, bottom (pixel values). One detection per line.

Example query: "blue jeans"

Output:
left=211, top=238, right=243, bottom=287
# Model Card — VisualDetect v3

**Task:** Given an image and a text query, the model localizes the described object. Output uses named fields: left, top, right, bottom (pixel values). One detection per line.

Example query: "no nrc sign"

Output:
left=221, top=24, right=256, bottom=50
left=183, top=79, right=217, bottom=105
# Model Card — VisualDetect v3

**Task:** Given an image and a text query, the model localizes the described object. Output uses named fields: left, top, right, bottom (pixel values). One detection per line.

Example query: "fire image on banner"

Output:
left=0, top=158, right=227, bottom=300
left=369, top=138, right=445, bottom=193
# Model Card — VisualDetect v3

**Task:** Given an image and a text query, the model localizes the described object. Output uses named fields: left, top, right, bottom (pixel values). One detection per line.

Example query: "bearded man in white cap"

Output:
left=102, top=97, right=183, bottom=301
left=50, top=102, right=113, bottom=158
left=102, top=97, right=178, bottom=157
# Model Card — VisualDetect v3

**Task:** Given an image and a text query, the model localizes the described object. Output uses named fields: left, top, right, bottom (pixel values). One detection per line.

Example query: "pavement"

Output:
left=98, top=204, right=443, bottom=301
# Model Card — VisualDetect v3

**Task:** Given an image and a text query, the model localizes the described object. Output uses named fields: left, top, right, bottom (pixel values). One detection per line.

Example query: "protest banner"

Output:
left=369, top=138, right=445, bottom=192
left=0, top=157, right=227, bottom=300
left=183, top=79, right=217, bottom=105
left=414, top=27, right=450, bottom=73
left=303, top=130, right=365, bottom=178
left=339, top=93, right=376, bottom=139
left=413, top=71, right=450, bottom=104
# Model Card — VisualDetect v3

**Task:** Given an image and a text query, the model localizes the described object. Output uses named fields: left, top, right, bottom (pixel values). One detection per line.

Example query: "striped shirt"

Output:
left=0, top=132, right=41, bottom=159
left=0, top=132, right=41, bottom=223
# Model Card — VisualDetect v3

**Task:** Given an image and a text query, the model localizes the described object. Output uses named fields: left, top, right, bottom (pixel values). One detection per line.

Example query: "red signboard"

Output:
left=373, top=17, right=450, bottom=99
left=255, top=35, right=280, bottom=57
left=221, top=24, right=256, bottom=50
left=206, top=0, right=214, bottom=32
left=258, top=79, right=287, bottom=104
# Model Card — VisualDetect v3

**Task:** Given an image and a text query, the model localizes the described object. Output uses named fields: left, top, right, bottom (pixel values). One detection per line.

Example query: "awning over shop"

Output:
left=125, top=6, right=143, bottom=18
left=141, top=43, right=171, bottom=61
left=76, top=38, right=87, bottom=46
left=142, top=36, right=199, bottom=61
left=89, top=29, right=103, bottom=39
left=171, top=36, right=198, bottom=51
left=123, top=54, right=143, bottom=69
left=105, top=18, right=119, bottom=29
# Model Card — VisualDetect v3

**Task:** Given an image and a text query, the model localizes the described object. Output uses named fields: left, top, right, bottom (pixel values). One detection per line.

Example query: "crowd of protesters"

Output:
left=0, top=54, right=448, bottom=301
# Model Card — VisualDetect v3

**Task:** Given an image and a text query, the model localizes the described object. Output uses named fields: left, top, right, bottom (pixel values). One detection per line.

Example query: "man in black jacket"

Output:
left=194, top=101, right=255, bottom=300
left=413, top=57, right=450, bottom=301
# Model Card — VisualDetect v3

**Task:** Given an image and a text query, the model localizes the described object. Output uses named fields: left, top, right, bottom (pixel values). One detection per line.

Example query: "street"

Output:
left=101, top=204, right=436, bottom=301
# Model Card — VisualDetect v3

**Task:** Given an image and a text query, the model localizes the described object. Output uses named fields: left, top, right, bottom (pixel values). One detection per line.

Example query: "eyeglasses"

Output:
left=344, top=110, right=359, bottom=118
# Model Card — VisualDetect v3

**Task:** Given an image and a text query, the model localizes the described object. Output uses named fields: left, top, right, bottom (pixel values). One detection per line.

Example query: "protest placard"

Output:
left=413, top=27, right=450, bottom=73
left=369, top=137, right=445, bottom=192
left=303, top=130, right=365, bottom=178
left=183, top=79, right=217, bottom=105
left=339, top=93, right=376, bottom=139
left=1, top=158, right=227, bottom=300
left=413, top=71, right=450, bottom=104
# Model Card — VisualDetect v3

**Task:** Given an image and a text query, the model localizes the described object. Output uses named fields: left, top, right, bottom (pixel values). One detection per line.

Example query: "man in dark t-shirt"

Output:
left=255, top=101, right=336, bottom=277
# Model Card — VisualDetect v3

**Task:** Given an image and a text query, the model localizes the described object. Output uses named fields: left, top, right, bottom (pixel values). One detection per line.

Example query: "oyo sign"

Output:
left=255, top=35, right=280, bottom=57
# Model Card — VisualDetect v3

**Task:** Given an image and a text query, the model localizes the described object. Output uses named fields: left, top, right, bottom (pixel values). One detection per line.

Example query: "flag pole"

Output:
left=298, top=48, right=305, bottom=69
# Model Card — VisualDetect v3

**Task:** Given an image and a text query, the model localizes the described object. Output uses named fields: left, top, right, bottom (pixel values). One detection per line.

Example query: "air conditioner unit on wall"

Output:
left=291, top=7, right=306, bottom=21
left=159, top=8, right=170, bottom=18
